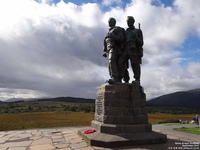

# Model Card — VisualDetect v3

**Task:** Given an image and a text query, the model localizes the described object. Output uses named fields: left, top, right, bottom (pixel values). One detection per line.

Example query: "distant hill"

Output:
left=147, top=89, right=200, bottom=108
left=3, top=88, right=200, bottom=107
left=3, top=97, right=95, bottom=103
left=5, top=98, right=36, bottom=102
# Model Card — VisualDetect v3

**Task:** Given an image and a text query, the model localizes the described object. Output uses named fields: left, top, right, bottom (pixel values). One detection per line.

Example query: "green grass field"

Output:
left=173, top=127, right=200, bottom=135
left=0, top=111, right=197, bottom=131
left=148, top=113, right=196, bottom=124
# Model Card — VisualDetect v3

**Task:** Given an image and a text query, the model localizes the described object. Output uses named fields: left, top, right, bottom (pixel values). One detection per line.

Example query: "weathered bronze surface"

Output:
left=103, top=16, right=144, bottom=85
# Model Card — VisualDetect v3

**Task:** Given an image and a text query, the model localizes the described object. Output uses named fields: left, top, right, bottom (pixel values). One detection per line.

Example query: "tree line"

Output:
left=0, top=101, right=199, bottom=114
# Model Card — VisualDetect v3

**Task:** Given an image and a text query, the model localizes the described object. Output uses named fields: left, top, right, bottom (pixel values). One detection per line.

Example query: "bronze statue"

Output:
left=118, top=16, right=144, bottom=85
left=103, top=17, right=125, bottom=84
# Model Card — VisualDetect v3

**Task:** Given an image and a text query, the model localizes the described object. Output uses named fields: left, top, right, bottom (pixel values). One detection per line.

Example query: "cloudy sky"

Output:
left=0, top=0, right=199, bottom=101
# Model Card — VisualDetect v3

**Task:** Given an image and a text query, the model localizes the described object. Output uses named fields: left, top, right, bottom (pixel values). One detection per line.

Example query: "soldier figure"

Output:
left=118, top=16, right=144, bottom=84
left=103, top=17, right=125, bottom=83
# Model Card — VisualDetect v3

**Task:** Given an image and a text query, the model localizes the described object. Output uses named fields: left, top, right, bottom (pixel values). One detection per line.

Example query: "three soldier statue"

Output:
left=103, top=16, right=144, bottom=85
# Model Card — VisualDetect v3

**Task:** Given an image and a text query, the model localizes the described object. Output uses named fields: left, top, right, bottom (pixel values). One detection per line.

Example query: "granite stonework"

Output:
left=78, top=83, right=167, bottom=148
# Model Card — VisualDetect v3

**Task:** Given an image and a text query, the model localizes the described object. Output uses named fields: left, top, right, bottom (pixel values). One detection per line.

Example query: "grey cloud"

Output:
left=0, top=3, right=107, bottom=99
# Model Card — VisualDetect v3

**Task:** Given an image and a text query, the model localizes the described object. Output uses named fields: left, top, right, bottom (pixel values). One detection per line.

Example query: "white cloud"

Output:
left=0, top=88, right=46, bottom=100
left=0, top=0, right=199, bottom=100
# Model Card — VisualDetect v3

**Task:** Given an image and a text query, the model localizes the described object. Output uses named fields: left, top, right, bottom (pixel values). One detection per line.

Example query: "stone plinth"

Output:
left=78, top=83, right=167, bottom=148
left=94, top=84, right=147, bottom=125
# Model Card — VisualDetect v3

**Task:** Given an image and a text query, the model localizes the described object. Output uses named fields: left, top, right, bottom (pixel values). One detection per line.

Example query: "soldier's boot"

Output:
left=106, top=77, right=121, bottom=84
left=132, top=79, right=140, bottom=85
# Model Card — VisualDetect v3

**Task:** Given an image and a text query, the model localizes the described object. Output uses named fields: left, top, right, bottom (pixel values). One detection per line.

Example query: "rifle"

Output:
left=138, top=23, right=143, bottom=58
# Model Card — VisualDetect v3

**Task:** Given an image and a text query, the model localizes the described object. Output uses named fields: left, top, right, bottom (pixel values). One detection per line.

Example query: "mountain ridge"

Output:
left=2, top=96, right=95, bottom=103
left=147, top=88, right=200, bottom=108
left=2, top=88, right=199, bottom=108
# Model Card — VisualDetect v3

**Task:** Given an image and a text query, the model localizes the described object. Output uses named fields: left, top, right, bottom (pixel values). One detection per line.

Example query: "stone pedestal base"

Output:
left=91, top=120, right=152, bottom=134
left=78, top=128, right=167, bottom=148
left=78, top=83, right=167, bottom=148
